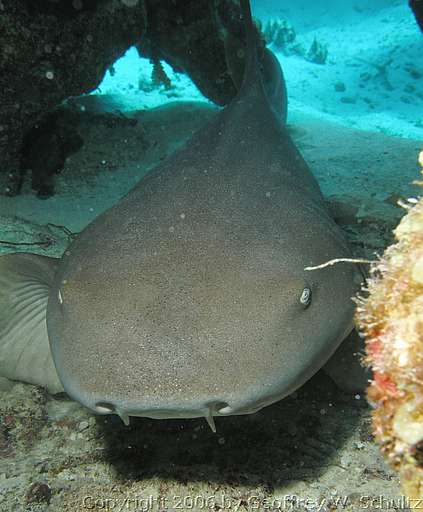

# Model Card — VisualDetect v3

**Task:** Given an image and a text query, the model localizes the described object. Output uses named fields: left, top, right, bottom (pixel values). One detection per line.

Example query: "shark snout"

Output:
left=89, top=398, right=242, bottom=432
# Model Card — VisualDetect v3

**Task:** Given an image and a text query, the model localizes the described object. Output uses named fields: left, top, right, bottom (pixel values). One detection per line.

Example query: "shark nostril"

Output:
left=95, top=402, right=115, bottom=414
left=203, top=401, right=230, bottom=432
left=207, top=401, right=231, bottom=415
left=94, top=402, right=129, bottom=426
left=217, top=405, right=233, bottom=415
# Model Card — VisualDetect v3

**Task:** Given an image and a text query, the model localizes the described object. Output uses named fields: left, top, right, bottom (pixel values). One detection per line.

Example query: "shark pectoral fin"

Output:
left=0, top=253, right=64, bottom=394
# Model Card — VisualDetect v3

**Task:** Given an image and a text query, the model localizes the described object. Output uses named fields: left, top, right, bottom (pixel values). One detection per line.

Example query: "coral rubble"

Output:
left=356, top=150, right=423, bottom=503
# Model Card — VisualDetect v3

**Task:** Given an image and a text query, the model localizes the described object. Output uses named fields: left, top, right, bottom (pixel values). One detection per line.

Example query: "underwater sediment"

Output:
left=356, top=150, right=423, bottom=503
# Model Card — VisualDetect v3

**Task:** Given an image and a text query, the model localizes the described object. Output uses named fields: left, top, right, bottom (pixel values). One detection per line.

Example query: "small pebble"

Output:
left=340, top=96, right=356, bottom=104
left=334, top=81, right=346, bottom=92
left=78, top=420, right=89, bottom=431
left=26, top=482, right=51, bottom=505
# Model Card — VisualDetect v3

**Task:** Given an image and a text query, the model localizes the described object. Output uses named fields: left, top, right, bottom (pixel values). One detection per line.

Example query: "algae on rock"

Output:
left=356, top=150, right=423, bottom=502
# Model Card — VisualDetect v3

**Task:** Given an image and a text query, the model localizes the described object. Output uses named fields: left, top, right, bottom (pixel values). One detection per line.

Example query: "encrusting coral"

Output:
left=356, top=150, right=423, bottom=503
left=306, top=37, right=328, bottom=65
left=262, top=18, right=328, bottom=64
left=263, top=18, right=296, bottom=50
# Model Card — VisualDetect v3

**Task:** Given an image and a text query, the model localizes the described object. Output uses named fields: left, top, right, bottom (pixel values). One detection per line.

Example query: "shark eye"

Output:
left=300, top=287, right=312, bottom=308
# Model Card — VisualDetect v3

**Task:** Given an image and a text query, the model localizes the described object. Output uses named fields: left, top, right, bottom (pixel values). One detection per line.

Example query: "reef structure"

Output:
left=0, top=0, right=247, bottom=196
left=356, top=150, right=423, bottom=503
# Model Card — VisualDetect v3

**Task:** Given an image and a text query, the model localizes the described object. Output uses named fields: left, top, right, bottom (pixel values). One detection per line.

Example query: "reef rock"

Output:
left=356, top=150, right=423, bottom=502
left=0, top=0, right=245, bottom=196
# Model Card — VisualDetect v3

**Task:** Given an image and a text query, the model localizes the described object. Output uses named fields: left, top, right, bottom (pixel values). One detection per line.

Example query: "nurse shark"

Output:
left=0, top=0, right=361, bottom=431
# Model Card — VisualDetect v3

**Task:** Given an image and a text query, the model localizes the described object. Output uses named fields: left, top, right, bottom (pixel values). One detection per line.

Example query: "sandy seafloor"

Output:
left=0, top=0, right=422, bottom=510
